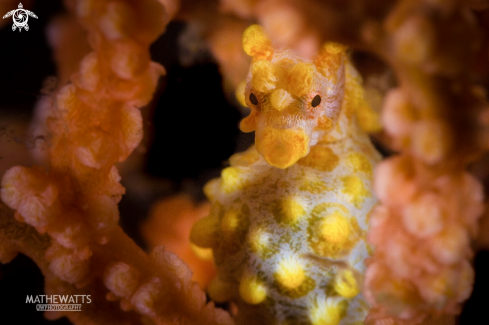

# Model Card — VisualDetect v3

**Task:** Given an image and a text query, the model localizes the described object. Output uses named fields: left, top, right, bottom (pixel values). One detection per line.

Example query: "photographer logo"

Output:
left=26, top=295, right=91, bottom=312
left=2, top=3, right=38, bottom=32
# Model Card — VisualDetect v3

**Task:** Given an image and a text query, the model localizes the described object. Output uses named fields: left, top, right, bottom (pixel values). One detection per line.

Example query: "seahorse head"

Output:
left=240, top=25, right=347, bottom=169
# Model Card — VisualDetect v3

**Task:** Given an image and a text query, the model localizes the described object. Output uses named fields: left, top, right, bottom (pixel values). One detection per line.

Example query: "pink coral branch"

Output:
left=1, top=0, right=233, bottom=324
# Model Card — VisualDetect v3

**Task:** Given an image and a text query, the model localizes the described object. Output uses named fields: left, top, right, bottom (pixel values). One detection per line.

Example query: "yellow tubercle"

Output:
left=356, top=100, right=382, bottom=133
left=251, top=60, right=278, bottom=92
left=341, top=176, right=370, bottom=208
left=204, top=178, right=217, bottom=201
left=229, top=146, right=261, bottom=167
left=270, top=88, right=293, bottom=111
left=334, top=270, right=360, bottom=298
left=279, top=196, right=306, bottom=224
left=346, top=153, right=373, bottom=176
left=221, top=167, right=245, bottom=193
left=203, top=178, right=220, bottom=201
left=309, top=297, right=348, bottom=325
left=320, top=211, right=350, bottom=244
left=314, top=43, right=345, bottom=82
left=242, top=24, right=274, bottom=60
left=297, top=145, right=339, bottom=172
left=286, top=62, right=315, bottom=97
left=239, top=275, right=267, bottom=304
left=274, top=256, right=305, bottom=289
left=190, top=244, right=214, bottom=261
left=344, top=60, right=382, bottom=134
left=249, top=227, right=270, bottom=253
left=309, top=203, right=361, bottom=258
left=221, top=209, right=240, bottom=235
left=323, top=42, right=348, bottom=55
left=190, top=213, right=219, bottom=248
left=299, top=178, right=329, bottom=194
left=236, top=80, right=248, bottom=107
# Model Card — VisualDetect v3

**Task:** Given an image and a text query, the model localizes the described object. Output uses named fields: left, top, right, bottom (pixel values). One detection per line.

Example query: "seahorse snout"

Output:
left=255, top=127, right=309, bottom=169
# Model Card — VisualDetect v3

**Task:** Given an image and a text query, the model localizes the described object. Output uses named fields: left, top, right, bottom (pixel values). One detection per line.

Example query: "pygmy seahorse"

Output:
left=191, top=25, right=380, bottom=325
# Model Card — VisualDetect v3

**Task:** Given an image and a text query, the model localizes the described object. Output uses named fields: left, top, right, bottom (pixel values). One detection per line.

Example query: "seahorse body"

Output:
left=191, top=25, right=380, bottom=325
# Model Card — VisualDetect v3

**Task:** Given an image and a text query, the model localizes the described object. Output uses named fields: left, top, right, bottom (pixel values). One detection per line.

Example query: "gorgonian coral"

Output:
left=0, top=0, right=231, bottom=324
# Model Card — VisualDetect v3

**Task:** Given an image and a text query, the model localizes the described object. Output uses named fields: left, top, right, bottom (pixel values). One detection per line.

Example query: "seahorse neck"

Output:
left=316, top=99, right=364, bottom=146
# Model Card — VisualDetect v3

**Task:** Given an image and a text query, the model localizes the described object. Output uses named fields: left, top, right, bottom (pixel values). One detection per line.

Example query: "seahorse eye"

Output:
left=311, top=95, right=321, bottom=107
left=250, top=93, right=258, bottom=105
